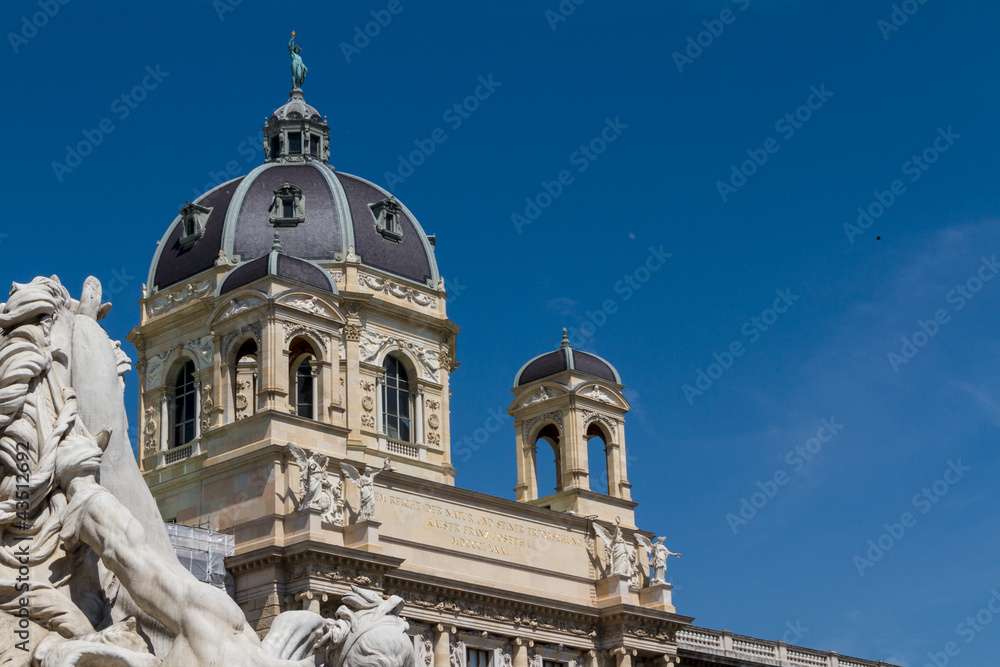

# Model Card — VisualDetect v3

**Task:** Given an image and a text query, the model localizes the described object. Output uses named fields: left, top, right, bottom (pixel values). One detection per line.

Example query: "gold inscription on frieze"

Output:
left=376, top=490, right=584, bottom=561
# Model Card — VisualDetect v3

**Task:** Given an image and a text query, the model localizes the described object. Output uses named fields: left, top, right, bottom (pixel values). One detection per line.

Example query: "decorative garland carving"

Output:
left=201, top=384, right=214, bottom=432
left=582, top=410, right=618, bottom=438
left=359, top=331, right=440, bottom=381
left=143, top=406, right=158, bottom=456
left=361, top=379, right=376, bottom=429
left=522, top=411, right=563, bottom=442
left=400, top=593, right=596, bottom=638
left=282, top=321, right=330, bottom=353
left=359, top=273, right=437, bottom=309
left=148, top=279, right=214, bottom=316
left=222, top=322, right=262, bottom=353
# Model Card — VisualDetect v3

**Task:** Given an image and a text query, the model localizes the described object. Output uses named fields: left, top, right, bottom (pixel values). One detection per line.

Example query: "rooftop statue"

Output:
left=289, top=31, right=308, bottom=89
left=592, top=517, right=631, bottom=578
left=0, top=275, right=413, bottom=667
left=635, top=534, right=682, bottom=585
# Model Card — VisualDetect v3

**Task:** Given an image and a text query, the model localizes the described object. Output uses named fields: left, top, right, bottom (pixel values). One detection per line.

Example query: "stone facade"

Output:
left=132, top=85, right=898, bottom=667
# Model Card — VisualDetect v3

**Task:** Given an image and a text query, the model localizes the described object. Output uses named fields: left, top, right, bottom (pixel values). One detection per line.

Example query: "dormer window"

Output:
left=178, top=201, right=212, bottom=247
left=371, top=197, right=403, bottom=241
left=309, top=134, right=320, bottom=157
left=269, top=182, right=305, bottom=227
left=288, top=132, right=302, bottom=154
left=270, top=136, right=282, bottom=158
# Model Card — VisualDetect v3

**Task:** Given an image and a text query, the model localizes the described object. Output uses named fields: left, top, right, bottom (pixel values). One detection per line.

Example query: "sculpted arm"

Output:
left=68, top=479, right=249, bottom=639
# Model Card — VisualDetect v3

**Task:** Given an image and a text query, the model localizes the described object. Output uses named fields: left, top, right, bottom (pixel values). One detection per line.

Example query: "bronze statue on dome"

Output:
left=289, top=31, right=308, bottom=89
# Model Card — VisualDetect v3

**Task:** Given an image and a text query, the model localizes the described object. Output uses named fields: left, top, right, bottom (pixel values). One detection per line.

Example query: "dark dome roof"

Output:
left=148, top=164, right=439, bottom=293
left=219, top=245, right=337, bottom=295
left=514, top=330, right=622, bottom=386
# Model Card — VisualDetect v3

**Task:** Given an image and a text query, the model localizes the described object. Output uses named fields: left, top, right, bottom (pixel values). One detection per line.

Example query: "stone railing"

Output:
left=675, top=627, right=896, bottom=667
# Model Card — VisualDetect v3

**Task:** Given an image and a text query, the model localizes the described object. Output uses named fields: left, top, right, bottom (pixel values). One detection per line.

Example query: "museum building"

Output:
left=128, top=81, right=897, bottom=667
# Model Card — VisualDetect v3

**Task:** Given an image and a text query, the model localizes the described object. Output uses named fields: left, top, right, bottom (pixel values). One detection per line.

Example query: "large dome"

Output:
left=147, top=90, right=439, bottom=293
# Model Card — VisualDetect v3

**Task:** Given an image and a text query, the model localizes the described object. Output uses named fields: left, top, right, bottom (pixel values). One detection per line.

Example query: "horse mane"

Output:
left=0, top=276, right=78, bottom=569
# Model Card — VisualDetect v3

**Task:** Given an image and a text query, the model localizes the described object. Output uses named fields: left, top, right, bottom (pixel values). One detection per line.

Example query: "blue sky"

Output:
left=3, top=1, right=1000, bottom=664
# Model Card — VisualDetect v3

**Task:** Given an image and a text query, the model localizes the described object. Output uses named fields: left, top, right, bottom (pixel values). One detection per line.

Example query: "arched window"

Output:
left=382, top=355, right=411, bottom=441
left=173, top=361, right=197, bottom=446
left=586, top=422, right=611, bottom=495
left=233, top=339, right=259, bottom=420
left=534, top=423, right=562, bottom=499
left=289, top=338, right=318, bottom=420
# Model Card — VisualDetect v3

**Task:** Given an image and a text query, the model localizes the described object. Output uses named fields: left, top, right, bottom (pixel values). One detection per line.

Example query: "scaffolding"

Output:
left=164, top=522, right=235, bottom=593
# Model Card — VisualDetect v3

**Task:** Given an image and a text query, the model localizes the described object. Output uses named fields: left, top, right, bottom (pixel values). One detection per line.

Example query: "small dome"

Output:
left=219, top=233, right=338, bottom=295
left=514, top=329, right=622, bottom=387
left=270, top=88, right=324, bottom=122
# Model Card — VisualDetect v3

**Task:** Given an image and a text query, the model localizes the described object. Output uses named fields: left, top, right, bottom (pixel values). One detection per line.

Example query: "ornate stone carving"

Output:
left=450, top=640, right=465, bottom=667
left=635, top=534, right=682, bottom=585
left=359, top=273, right=437, bottom=309
left=282, top=321, right=330, bottom=353
left=522, top=411, right=563, bottom=441
left=582, top=386, right=615, bottom=404
left=344, top=324, right=362, bottom=342
left=148, top=279, right=213, bottom=316
left=215, top=248, right=239, bottom=266
left=201, top=384, right=214, bottom=432
left=143, top=406, right=158, bottom=456
left=222, top=322, right=262, bottom=352
left=0, top=274, right=417, bottom=665
left=593, top=518, right=630, bottom=577
left=289, top=444, right=345, bottom=526
left=328, top=269, right=344, bottom=284
left=521, top=386, right=552, bottom=408
left=220, top=297, right=263, bottom=321
left=359, top=331, right=440, bottom=380
left=144, top=350, right=169, bottom=386
left=416, top=633, right=433, bottom=667
left=182, top=335, right=214, bottom=368
left=341, top=459, right=392, bottom=522
left=286, top=296, right=332, bottom=317
left=582, top=410, right=618, bottom=437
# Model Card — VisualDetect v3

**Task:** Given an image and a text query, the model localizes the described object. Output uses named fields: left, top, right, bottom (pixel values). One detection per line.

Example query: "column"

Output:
left=375, top=375, right=384, bottom=434
left=512, top=639, right=530, bottom=667
left=194, top=381, right=203, bottom=439
left=414, top=388, right=424, bottom=444
left=433, top=624, right=453, bottom=667
left=344, top=323, right=363, bottom=448
left=159, top=394, right=170, bottom=451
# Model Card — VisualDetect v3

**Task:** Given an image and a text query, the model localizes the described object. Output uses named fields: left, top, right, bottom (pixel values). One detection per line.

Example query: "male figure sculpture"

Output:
left=0, top=275, right=413, bottom=667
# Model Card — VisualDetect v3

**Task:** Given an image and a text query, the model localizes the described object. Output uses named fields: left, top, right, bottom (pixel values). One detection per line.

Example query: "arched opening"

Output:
left=382, top=354, right=411, bottom=441
left=232, top=339, right=259, bottom=420
left=172, top=360, right=197, bottom=447
left=534, top=423, right=562, bottom=498
left=586, top=422, right=611, bottom=495
left=289, top=338, right=318, bottom=420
